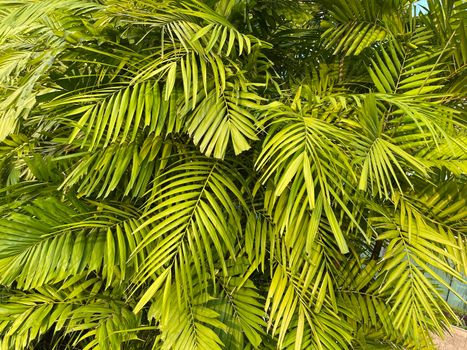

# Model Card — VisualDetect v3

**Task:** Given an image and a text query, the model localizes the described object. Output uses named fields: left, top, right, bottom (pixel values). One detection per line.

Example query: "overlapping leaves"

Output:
left=0, top=1, right=466, bottom=349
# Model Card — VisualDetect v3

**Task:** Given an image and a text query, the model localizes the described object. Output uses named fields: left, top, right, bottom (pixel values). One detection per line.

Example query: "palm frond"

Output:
left=0, top=1, right=466, bottom=349
left=320, top=0, right=404, bottom=56
left=131, top=157, right=246, bottom=306
left=0, top=196, right=140, bottom=289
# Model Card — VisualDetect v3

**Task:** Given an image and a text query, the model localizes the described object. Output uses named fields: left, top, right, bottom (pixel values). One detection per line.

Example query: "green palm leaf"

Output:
left=0, top=1, right=465, bottom=349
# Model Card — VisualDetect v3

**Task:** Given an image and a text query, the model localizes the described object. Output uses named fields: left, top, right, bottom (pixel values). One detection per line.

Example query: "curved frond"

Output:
left=132, top=157, right=246, bottom=305
left=0, top=196, right=141, bottom=289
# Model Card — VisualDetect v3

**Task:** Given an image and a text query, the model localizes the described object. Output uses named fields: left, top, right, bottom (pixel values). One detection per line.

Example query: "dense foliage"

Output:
left=0, top=0, right=466, bottom=349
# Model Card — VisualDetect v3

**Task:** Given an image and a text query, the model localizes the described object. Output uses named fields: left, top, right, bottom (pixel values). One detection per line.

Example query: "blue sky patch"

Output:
left=415, top=0, right=429, bottom=14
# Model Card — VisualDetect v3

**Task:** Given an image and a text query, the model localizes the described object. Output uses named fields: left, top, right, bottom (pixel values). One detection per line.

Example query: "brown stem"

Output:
left=371, top=240, right=383, bottom=260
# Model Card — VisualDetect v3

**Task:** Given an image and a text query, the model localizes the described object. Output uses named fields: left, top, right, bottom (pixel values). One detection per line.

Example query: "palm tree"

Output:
left=0, top=0, right=465, bottom=349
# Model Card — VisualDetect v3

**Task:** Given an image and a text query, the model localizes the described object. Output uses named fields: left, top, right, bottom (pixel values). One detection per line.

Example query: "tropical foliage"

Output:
left=0, top=0, right=466, bottom=349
